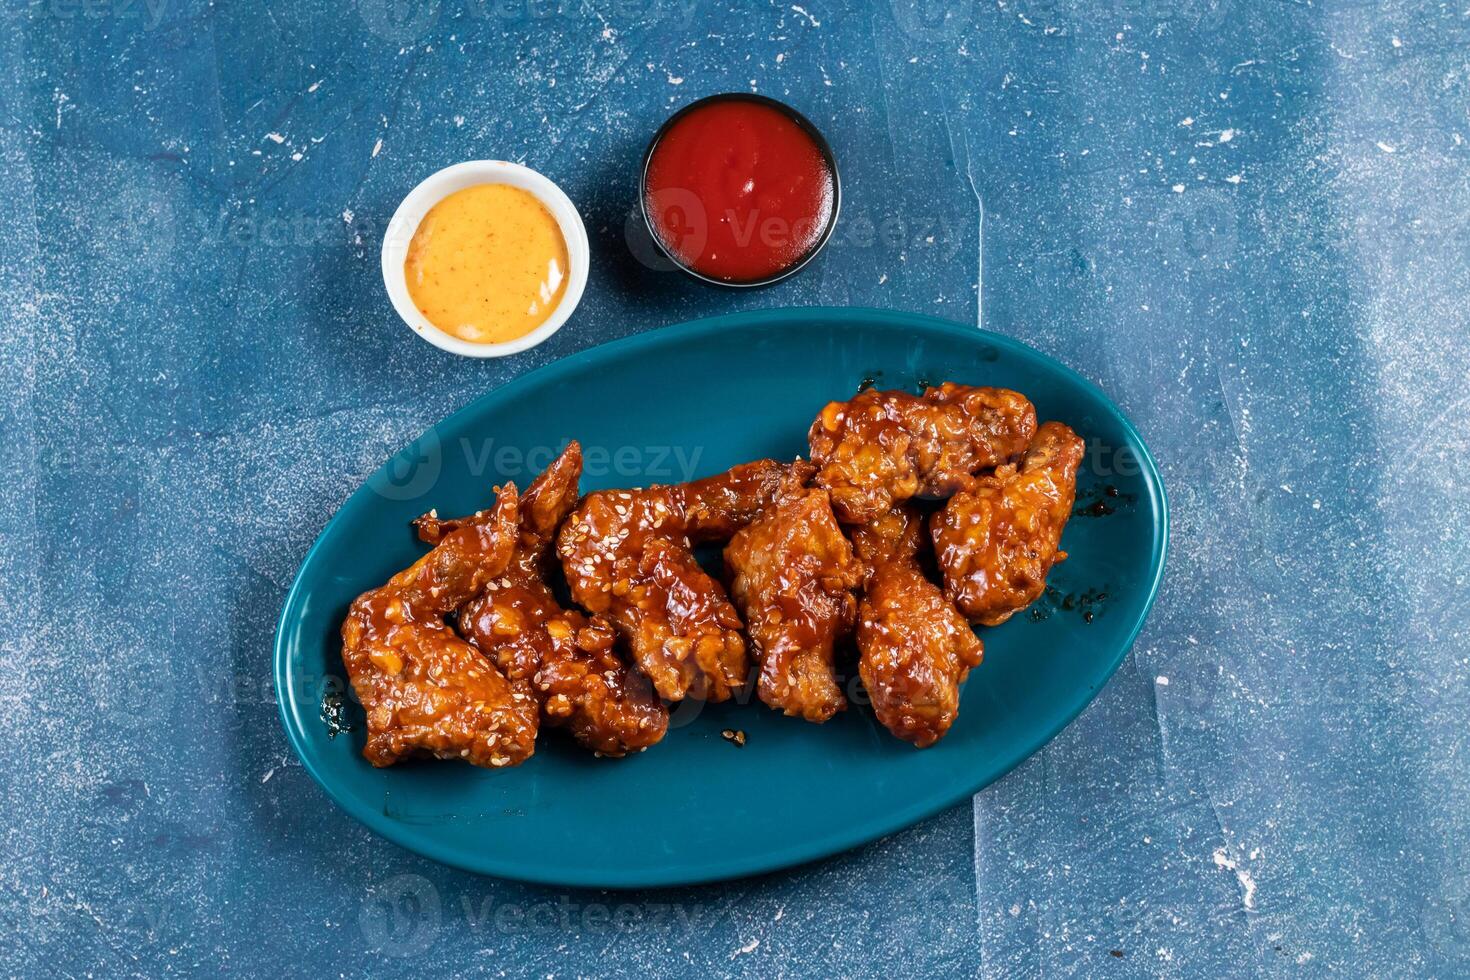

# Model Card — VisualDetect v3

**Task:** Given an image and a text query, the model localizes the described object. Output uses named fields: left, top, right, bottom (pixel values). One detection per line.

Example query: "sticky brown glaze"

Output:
left=726, top=487, right=862, bottom=722
left=807, top=383, right=1038, bottom=524
left=556, top=484, right=737, bottom=702
left=850, top=505, right=983, bottom=748
left=417, top=443, right=668, bottom=757
left=556, top=460, right=791, bottom=703
left=340, top=484, right=539, bottom=769
left=931, top=421, right=1086, bottom=626
left=683, top=459, right=794, bottom=536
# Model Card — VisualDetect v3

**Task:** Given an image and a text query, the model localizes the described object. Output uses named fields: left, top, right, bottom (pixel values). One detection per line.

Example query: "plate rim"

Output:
left=273, top=306, right=1170, bottom=888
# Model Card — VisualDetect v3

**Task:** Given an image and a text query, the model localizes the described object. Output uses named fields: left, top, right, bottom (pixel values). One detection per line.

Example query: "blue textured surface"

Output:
left=2, top=0, right=1466, bottom=976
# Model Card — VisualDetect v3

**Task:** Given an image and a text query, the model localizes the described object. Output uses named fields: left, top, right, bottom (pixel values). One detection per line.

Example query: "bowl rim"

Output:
left=638, top=92, right=842, bottom=289
left=380, top=159, right=589, bottom=358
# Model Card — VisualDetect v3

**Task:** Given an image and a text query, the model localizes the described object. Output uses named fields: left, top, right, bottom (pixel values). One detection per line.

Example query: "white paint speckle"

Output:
left=1213, top=847, right=1258, bottom=910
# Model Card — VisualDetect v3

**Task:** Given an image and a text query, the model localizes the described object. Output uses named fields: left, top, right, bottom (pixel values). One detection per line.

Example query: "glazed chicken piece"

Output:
left=556, top=460, right=788, bottom=702
left=683, top=459, right=792, bottom=537
left=807, top=383, right=1038, bottom=524
left=415, top=443, right=668, bottom=758
left=340, top=484, right=539, bottom=768
left=850, top=505, right=984, bottom=747
left=726, top=484, right=863, bottom=722
left=931, top=421, right=1086, bottom=626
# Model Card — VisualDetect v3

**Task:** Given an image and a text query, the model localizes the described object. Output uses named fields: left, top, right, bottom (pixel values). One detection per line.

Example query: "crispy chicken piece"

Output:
left=684, top=459, right=792, bottom=536
left=850, top=505, right=984, bottom=747
left=726, top=485, right=862, bottom=722
left=416, top=443, right=668, bottom=757
left=340, top=484, right=539, bottom=768
left=931, top=421, right=1086, bottom=626
left=808, top=383, right=1038, bottom=524
left=556, top=460, right=789, bottom=702
left=557, top=485, right=740, bottom=703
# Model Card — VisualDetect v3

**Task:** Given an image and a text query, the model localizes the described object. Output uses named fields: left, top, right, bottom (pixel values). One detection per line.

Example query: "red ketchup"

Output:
left=643, top=97, right=836, bottom=284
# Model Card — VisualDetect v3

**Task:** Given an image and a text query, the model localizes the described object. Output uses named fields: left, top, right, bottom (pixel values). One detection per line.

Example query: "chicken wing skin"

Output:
left=931, top=421, right=1086, bottom=626
left=726, top=486, right=862, bottom=722
left=807, top=383, right=1038, bottom=524
left=340, top=484, right=539, bottom=768
left=850, top=505, right=983, bottom=747
left=683, top=458, right=792, bottom=536
left=417, top=443, right=668, bottom=757
left=556, top=460, right=790, bottom=703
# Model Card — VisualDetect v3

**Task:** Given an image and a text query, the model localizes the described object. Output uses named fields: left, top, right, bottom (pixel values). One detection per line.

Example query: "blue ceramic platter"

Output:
left=274, top=308, right=1168, bottom=888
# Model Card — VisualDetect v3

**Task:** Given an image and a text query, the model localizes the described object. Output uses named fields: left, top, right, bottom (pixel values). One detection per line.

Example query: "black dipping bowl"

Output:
left=638, top=92, right=842, bottom=289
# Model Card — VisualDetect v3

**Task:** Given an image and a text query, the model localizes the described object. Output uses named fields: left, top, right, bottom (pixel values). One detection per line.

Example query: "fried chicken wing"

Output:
left=726, top=485, right=862, bottom=722
left=556, top=460, right=792, bottom=703
left=850, top=505, right=983, bottom=747
left=556, top=487, right=734, bottom=702
left=931, top=421, right=1085, bottom=626
left=340, top=484, right=539, bottom=768
left=808, top=383, right=1038, bottom=524
left=418, top=443, right=668, bottom=757
left=683, top=459, right=793, bottom=536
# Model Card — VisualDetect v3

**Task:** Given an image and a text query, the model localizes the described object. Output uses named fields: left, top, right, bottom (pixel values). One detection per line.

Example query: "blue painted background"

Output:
left=3, top=0, right=1467, bottom=975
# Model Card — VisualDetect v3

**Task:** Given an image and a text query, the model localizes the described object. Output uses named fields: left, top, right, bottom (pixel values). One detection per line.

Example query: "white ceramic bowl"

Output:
left=381, top=160, right=590, bottom=358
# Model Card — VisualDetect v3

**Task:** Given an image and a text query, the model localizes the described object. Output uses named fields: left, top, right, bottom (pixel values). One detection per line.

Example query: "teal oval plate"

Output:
left=275, top=308, right=1168, bottom=888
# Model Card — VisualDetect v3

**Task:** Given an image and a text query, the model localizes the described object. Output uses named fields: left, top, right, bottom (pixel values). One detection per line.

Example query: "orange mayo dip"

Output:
left=404, top=184, right=569, bottom=344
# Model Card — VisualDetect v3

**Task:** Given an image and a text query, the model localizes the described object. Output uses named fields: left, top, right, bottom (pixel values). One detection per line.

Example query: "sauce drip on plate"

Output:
left=405, top=184, right=569, bottom=344
left=643, top=98, right=835, bottom=283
